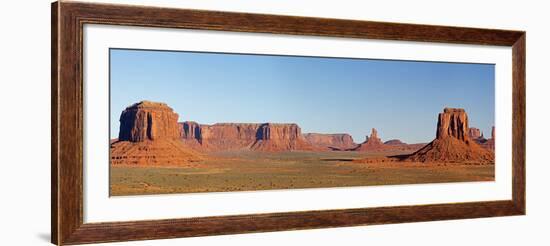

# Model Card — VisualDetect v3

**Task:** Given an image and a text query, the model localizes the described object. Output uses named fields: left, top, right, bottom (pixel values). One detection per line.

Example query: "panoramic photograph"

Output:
left=109, top=48, right=495, bottom=196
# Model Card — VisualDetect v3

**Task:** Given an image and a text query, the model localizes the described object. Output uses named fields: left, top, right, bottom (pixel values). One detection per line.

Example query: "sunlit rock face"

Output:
left=118, top=101, right=181, bottom=142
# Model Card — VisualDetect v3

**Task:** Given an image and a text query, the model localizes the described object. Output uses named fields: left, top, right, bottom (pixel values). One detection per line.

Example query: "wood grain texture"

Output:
left=64, top=201, right=520, bottom=245
left=52, top=1, right=85, bottom=244
left=51, top=2, right=59, bottom=244
left=51, top=1, right=526, bottom=245
left=64, top=1, right=524, bottom=46
left=512, top=34, right=526, bottom=213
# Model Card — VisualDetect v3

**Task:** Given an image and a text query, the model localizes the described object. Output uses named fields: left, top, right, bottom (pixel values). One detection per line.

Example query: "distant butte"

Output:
left=384, top=139, right=406, bottom=145
left=480, top=126, right=495, bottom=151
left=303, top=133, right=357, bottom=150
left=468, top=127, right=481, bottom=139
left=468, top=126, right=495, bottom=151
left=352, top=128, right=388, bottom=151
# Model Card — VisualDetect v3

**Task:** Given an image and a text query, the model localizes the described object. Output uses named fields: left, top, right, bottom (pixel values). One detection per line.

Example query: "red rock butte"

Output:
left=481, top=126, right=496, bottom=151
left=436, top=108, right=468, bottom=141
left=111, top=101, right=201, bottom=166
left=353, top=128, right=387, bottom=151
left=485, top=126, right=496, bottom=151
left=404, top=107, right=494, bottom=163
left=118, top=101, right=181, bottom=142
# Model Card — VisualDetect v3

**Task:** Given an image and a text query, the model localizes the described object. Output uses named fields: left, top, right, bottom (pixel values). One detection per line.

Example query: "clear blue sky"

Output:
left=110, top=49, right=494, bottom=144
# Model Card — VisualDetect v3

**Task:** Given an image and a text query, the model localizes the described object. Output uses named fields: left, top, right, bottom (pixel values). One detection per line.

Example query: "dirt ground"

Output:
left=110, top=150, right=494, bottom=196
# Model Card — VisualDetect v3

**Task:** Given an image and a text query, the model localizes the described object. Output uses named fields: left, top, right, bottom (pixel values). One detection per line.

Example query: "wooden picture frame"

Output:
left=51, top=1, right=526, bottom=245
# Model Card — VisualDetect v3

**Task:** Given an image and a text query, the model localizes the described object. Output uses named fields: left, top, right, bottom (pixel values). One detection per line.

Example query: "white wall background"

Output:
left=0, top=0, right=548, bottom=245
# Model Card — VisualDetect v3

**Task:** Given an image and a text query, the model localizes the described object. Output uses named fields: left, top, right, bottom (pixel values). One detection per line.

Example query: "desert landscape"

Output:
left=110, top=101, right=495, bottom=196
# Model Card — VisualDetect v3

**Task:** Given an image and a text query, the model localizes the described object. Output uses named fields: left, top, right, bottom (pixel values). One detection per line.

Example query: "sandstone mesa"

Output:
left=303, top=133, right=357, bottom=150
left=111, top=101, right=202, bottom=166
left=181, top=122, right=318, bottom=152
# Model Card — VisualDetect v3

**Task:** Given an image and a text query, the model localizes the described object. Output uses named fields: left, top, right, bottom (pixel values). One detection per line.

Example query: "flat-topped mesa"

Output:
left=179, top=122, right=317, bottom=152
left=252, top=123, right=317, bottom=151
left=180, top=121, right=202, bottom=142
left=303, top=133, right=357, bottom=150
left=179, top=122, right=257, bottom=150
left=200, top=123, right=260, bottom=141
left=256, top=123, right=301, bottom=141
left=437, top=108, right=469, bottom=141
left=118, top=101, right=181, bottom=142
left=384, top=139, right=406, bottom=145
left=201, top=123, right=260, bottom=150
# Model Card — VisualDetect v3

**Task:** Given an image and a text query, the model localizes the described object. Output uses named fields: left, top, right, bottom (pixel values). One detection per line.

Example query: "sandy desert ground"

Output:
left=110, top=150, right=494, bottom=196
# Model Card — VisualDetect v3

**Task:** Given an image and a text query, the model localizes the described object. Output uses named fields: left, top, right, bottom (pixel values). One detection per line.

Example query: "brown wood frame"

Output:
left=51, top=1, right=526, bottom=245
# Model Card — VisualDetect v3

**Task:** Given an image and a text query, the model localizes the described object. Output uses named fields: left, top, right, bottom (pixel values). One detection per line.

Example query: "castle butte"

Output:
left=110, top=101, right=202, bottom=166
left=402, top=108, right=494, bottom=163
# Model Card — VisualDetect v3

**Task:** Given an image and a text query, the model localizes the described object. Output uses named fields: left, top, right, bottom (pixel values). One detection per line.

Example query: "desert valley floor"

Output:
left=110, top=150, right=494, bottom=196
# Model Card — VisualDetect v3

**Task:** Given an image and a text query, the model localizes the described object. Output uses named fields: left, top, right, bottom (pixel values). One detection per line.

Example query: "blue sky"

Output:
left=110, top=49, right=494, bottom=144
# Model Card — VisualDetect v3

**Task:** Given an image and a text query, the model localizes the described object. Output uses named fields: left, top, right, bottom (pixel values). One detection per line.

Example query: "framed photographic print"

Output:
left=51, top=1, right=525, bottom=245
